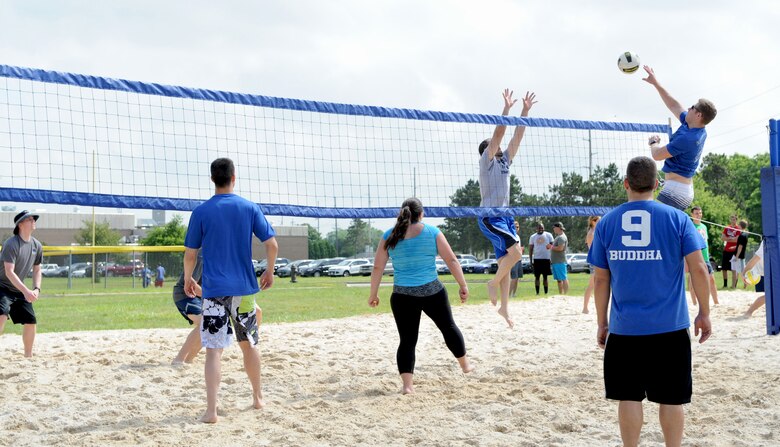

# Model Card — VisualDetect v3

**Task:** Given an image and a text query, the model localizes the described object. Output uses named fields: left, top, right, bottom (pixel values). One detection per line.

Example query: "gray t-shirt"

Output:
left=529, top=232, right=554, bottom=260
left=551, top=233, right=568, bottom=265
left=479, top=150, right=511, bottom=207
left=0, top=235, right=43, bottom=292
left=173, top=251, right=203, bottom=302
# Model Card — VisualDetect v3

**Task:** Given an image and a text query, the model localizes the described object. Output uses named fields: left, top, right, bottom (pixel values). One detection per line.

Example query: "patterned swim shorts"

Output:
left=200, top=296, right=259, bottom=349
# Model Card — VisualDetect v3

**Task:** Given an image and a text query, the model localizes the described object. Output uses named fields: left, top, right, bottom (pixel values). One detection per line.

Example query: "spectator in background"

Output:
left=721, top=215, right=741, bottom=289
left=688, top=206, right=719, bottom=306
left=583, top=215, right=601, bottom=313
left=733, top=220, right=749, bottom=289
left=155, top=263, right=166, bottom=288
left=550, top=222, right=569, bottom=295
left=528, top=223, right=554, bottom=295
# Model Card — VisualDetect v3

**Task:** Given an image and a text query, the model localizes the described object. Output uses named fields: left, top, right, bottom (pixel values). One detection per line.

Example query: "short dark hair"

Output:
left=625, top=156, right=657, bottom=193
left=696, top=98, right=717, bottom=125
left=691, top=206, right=702, bottom=212
left=478, top=139, right=490, bottom=156
left=210, top=158, right=235, bottom=188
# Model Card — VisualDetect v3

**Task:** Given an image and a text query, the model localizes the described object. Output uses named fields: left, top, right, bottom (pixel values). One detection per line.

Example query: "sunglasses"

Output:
left=689, top=104, right=700, bottom=112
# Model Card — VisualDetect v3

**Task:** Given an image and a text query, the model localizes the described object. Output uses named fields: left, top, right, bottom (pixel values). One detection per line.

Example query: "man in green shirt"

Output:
left=689, top=206, right=719, bottom=306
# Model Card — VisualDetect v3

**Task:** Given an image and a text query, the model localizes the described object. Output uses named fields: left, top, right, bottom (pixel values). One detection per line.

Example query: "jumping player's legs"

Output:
left=478, top=217, right=520, bottom=328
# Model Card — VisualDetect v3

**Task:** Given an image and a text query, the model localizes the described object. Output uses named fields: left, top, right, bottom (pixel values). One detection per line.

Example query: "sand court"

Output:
left=1, top=290, right=778, bottom=446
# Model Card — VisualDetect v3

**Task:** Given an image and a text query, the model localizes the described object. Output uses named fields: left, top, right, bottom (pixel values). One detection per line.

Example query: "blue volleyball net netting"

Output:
left=0, top=64, right=671, bottom=219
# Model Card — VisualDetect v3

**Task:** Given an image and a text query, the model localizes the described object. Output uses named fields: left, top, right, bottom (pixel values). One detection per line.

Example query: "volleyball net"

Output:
left=0, top=64, right=671, bottom=218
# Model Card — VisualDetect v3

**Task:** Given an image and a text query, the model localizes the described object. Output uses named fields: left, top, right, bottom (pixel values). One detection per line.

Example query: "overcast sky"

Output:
left=1, top=0, right=778, bottom=233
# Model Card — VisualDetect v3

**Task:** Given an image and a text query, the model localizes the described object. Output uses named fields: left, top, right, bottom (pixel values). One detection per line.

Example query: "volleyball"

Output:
left=744, top=265, right=762, bottom=286
left=617, top=51, right=640, bottom=74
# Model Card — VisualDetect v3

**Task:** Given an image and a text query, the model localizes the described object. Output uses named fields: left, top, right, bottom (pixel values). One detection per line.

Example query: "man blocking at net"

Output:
left=589, top=156, right=712, bottom=447
left=0, top=211, right=43, bottom=357
left=477, top=88, right=536, bottom=328
left=184, top=158, right=278, bottom=424
left=643, top=65, right=716, bottom=210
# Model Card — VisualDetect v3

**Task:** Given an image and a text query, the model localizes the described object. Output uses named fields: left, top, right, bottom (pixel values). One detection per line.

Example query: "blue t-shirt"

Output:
left=663, top=111, right=707, bottom=178
left=156, top=266, right=165, bottom=280
left=184, top=194, right=276, bottom=299
left=587, top=200, right=704, bottom=335
left=383, top=224, right=440, bottom=287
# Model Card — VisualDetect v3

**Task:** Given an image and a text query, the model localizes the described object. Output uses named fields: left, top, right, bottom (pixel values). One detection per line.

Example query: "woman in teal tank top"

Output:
left=368, top=198, right=474, bottom=394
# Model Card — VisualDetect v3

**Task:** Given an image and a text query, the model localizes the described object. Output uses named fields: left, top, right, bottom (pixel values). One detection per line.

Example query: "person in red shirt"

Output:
left=720, top=215, right=741, bottom=289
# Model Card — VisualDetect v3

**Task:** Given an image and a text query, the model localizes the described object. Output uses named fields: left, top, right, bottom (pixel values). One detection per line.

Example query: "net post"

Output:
left=761, top=119, right=780, bottom=335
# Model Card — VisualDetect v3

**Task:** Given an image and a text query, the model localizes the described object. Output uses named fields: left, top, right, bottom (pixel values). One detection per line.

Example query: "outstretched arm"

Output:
left=643, top=65, right=685, bottom=118
left=485, top=89, right=517, bottom=161
left=505, top=92, right=537, bottom=161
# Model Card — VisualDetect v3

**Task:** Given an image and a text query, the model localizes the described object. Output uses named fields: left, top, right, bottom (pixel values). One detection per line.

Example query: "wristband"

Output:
left=33, top=287, right=40, bottom=292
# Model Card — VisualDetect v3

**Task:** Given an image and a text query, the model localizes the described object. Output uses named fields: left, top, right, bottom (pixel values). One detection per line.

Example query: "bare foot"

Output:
left=401, top=385, right=415, bottom=395
left=497, top=307, right=514, bottom=329
left=581, top=308, right=589, bottom=314
left=200, top=411, right=218, bottom=424
left=461, top=363, right=475, bottom=374
left=253, top=396, right=265, bottom=409
left=171, top=359, right=184, bottom=366
left=487, top=281, right=498, bottom=306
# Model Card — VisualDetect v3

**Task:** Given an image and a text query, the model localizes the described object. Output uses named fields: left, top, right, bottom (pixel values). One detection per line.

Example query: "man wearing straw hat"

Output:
left=0, top=210, right=43, bottom=357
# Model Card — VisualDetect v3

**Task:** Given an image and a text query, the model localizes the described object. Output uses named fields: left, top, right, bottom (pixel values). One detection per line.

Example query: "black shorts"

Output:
left=604, top=329, right=692, bottom=405
left=756, top=276, right=765, bottom=293
left=721, top=250, right=736, bottom=271
left=533, top=259, right=552, bottom=278
left=0, top=287, right=37, bottom=325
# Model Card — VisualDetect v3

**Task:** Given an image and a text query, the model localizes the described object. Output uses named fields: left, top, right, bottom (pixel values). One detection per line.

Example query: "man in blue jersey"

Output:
left=643, top=65, right=717, bottom=210
left=588, top=156, right=712, bottom=446
left=184, top=158, right=278, bottom=424
left=478, top=88, right=536, bottom=328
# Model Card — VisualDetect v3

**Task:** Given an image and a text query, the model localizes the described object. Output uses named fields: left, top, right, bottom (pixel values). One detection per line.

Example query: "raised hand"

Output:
left=642, top=65, right=658, bottom=85
left=521, top=91, right=537, bottom=113
left=502, top=88, right=517, bottom=112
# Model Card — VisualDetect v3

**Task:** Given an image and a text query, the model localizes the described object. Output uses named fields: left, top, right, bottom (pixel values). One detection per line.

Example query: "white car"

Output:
left=40, top=264, right=60, bottom=277
left=327, top=258, right=371, bottom=277
left=567, top=253, right=590, bottom=273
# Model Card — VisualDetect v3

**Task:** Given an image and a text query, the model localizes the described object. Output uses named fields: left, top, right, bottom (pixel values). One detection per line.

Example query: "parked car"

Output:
left=358, top=261, right=394, bottom=276
left=40, top=264, right=61, bottom=277
left=479, top=259, right=498, bottom=274
left=84, top=262, right=115, bottom=277
left=71, top=268, right=87, bottom=278
left=328, top=258, right=371, bottom=277
left=105, top=260, right=144, bottom=277
left=300, top=257, right=346, bottom=277
left=273, top=258, right=291, bottom=273
left=435, top=259, right=450, bottom=274
left=460, top=259, right=487, bottom=274
left=521, top=255, right=533, bottom=273
left=58, top=262, right=92, bottom=277
left=455, top=254, right=479, bottom=263
left=276, top=259, right=312, bottom=278
left=254, top=258, right=290, bottom=276
left=567, top=253, right=590, bottom=273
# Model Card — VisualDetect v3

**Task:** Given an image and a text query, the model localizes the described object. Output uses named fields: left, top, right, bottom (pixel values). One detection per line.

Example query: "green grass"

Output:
left=3, top=273, right=595, bottom=334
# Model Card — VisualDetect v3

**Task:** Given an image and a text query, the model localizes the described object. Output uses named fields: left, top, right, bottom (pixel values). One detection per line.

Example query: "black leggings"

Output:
left=390, top=288, right=466, bottom=374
